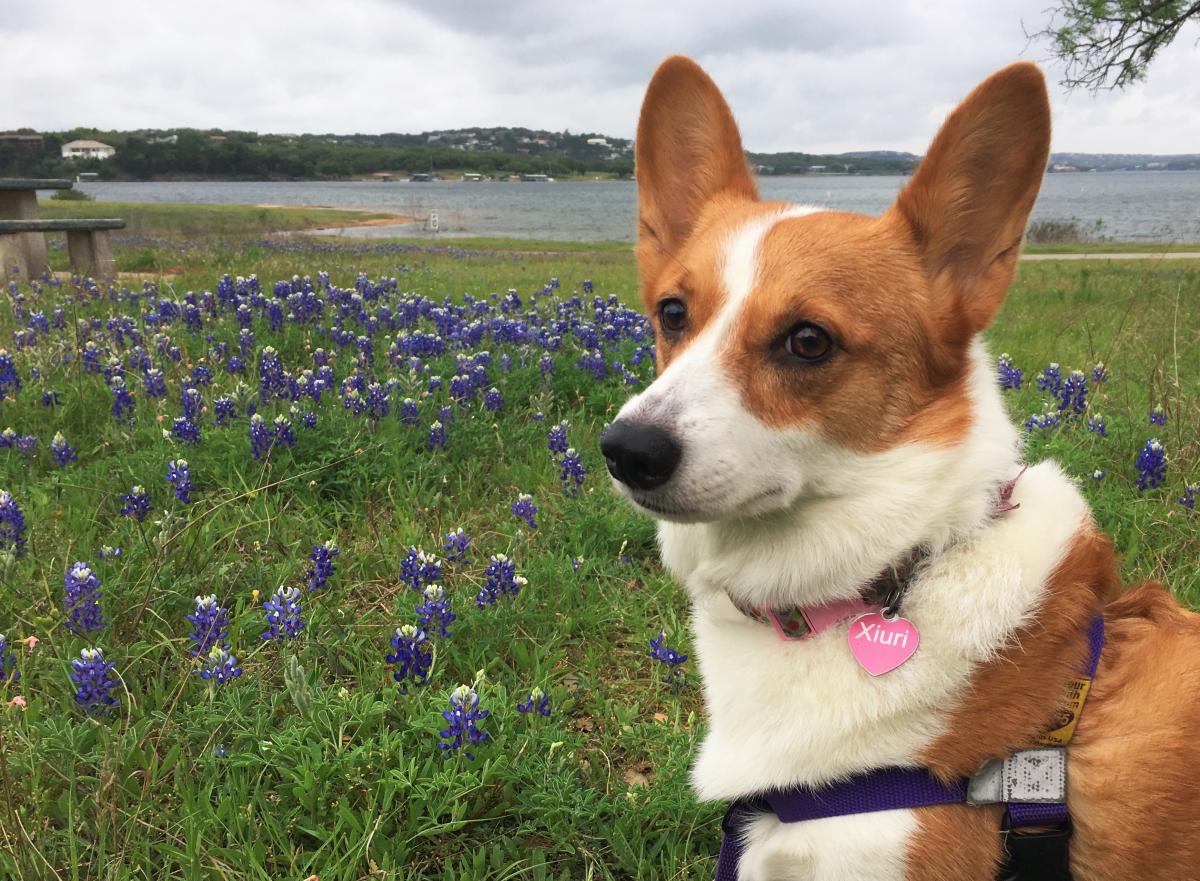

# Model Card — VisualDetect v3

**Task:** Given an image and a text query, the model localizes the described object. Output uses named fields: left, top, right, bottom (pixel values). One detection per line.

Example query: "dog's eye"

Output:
left=785, top=323, right=834, bottom=362
left=658, top=298, right=687, bottom=335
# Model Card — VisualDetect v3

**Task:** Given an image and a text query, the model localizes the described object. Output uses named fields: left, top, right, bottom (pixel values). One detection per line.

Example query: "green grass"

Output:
left=38, top=201, right=399, bottom=240
left=0, top=231, right=1197, bottom=880
left=1023, top=241, right=1200, bottom=254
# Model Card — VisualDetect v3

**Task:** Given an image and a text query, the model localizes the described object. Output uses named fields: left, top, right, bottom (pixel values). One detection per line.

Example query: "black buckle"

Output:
left=997, top=812, right=1073, bottom=881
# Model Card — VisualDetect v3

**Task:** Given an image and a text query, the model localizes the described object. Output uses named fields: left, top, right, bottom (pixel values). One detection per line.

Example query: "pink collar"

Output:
left=729, top=470, right=1026, bottom=641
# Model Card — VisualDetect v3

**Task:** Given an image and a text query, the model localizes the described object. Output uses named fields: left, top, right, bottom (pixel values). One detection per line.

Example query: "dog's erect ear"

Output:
left=888, top=62, right=1050, bottom=334
left=635, top=55, right=757, bottom=285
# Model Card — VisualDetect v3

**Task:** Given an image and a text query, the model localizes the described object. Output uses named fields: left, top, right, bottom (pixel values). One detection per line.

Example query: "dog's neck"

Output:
left=658, top=339, right=1021, bottom=610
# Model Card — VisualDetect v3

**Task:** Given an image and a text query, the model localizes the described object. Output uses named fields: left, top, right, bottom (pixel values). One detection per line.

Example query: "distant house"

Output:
left=586, top=137, right=609, bottom=147
left=61, top=140, right=116, bottom=160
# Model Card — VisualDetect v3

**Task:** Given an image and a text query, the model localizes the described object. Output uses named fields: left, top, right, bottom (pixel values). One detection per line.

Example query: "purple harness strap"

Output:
left=714, top=615, right=1106, bottom=880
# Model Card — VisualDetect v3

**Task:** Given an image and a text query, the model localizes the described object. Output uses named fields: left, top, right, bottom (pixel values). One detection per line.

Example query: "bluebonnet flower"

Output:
left=475, top=554, right=526, bottom=606
left=1037, top=362, right=1063, bottom=395
left=416, top=585, right=456, bottom=638
left=442, top=527, right=472, bottom=563
left=110, top=378, right=135, bottom=424
left=51, top=432, right=77, bottom=468
left=547, top=421, right=570, bottom=455
left=41, top=389, right=60, bottom=407
left=258, top=346, right=286, bottom=401
left=0, top=350, right=20, bottom=397
left=248, top=414, right=273, bottom=460
left=1024, top=411, right=1060, bottom=432
left=71, top=648, right=120, bottom=715
left=1136, top=439, right=1167, bottom=491
left=15, top=435, right=36, bottom=457
left=0, top=633, right=18, bottom=686
left=438, top=684, right=490, bottom=759
left=582, top=279, right=593, bottom=294
left=181, top=387, right=203, bottom=420
left=649, top=629, right=688, bottom=685
left=171, top=417, right=201, bottom=445
left=273, top=415, right=296, bottom=449
left=166, top=459, right=194, bottom=504
left=386, top=624, right=432, bottom=693
left=0, top=428, right=14, bottom=448
left=1092, top=470, right=1106, bottom=481
left=438, top=404, right=454, bottom=425
left=400, top=398, right=419, bottom=425
left=199, top=646, right=242, bottom=685
left=306, top=540, right=339, bottom=592
left=538, top=353, right=555, bottom=376
left=996, top=353, right=1023, bottom=391
left=401, top=547, right=442, bottom=591
left=1086, top=415, right=1108, bottom=437
left=511, top=493, right=538, bottom=529
left=1180, top=484, right=1198, bottom=510
left=188, top=595, right=230, bottom=656
left=0, top=490, right=27, bottom=555
left=98, top=545, right=121, bottom=560
left=427, top=420, right=446, bottom=451
left=143, top=369, right=167, bottom=398
left=261, top=585, right=304, bottom=641
left=517, top=686, right=551, bottom=716
left=560, top=448, right=586, bottom=494
left=484, top=387, right=503, bottom=412
left=364, top=382, right=390, bottom=421
left=64, top=561, right=104, bottom=633
left=1058, top=370, right=1088, bottom=414
left=1149, top=405, right=1167, bottom=426
left=191, top=363, right=213, bottom=386
left=213, top=396, right=237, bottom=426
left=571, top=556, right=583, bottom=572
left=119, top=485, right=152, bottom=522
left=1091, top=362, right=1108, bottom=385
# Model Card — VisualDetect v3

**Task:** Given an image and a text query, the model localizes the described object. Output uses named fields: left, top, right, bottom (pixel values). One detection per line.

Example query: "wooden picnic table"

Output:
left=0, top=178, right=124, bottom=279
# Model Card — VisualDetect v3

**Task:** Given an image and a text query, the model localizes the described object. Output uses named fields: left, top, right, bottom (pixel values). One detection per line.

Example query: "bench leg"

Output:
left=67, top=229, right=116, bottom=278
left=0, top=190, right=49, bottom=279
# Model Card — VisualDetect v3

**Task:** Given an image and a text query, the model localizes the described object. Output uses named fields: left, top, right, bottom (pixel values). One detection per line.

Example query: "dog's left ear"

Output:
left=888, top=62, right=1050, bottom=333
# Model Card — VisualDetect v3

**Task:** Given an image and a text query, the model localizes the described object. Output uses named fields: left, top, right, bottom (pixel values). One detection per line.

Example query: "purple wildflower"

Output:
left=386, top=624, right=432, bottom=692
left=401, top=547, right=442, bottom=591
left=484, top=387, right=503, bottom=412
left=1180, top=484, right=1198, bottom=510
left=1149, top=405, right=1167, bottom=426
left=51, top=432, right=77, bottom=468
left=560, top=448, right=586, bottom=494
left=427, top=420, right=446, bottom=451
left=416, top=585, right=456, bottom=638
left=188, top=594, right=230, bottom=656
left=547, top=420, right=570, bottom=455
left=517, top=687, right=552, bottom=717
left=1091, top=362, right=1108, bottom=385
left=64, top=562, right=104, bottom=633
left=649, top=629, right=688, bottom=686
left=475, top=554, right=526, bottom=606
left=1135, top=439, right=1167, bottom=491
left=261, top=585, right=304, bottom=641
left=248, top=414, right=273, bottom=460
left=0, top=490, right=26, bottom=556
left=166, top=459, right=194, bottom=504
left=199, top=646, right=242, bottom=685
left=1086, top=415, right=1108, bottom=438
left=996, top=353, right=1023, bottom=391
left=442, top=527, right=472, bottom=563
left=172, top=417, right=201, bottom=445
left=511, top=493, right=538, bottom=529
left=438, top=685, right=490, bottom=759
left=306, top=540, right=339, bottom=592
left=0, top=633, right=18, bottom=686
left=71, top=648, right=120, bottom=715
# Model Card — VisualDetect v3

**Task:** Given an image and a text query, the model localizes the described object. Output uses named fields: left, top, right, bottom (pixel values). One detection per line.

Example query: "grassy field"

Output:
left=39, top=201, right=400, bottom=240
left=0, top=218, right=1197, bottom=880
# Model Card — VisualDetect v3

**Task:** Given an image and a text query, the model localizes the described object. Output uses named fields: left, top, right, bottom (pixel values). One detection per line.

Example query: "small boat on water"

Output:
left=520, top=173, right=554, bottom=182
left=409, top=172, right=441, bottom=182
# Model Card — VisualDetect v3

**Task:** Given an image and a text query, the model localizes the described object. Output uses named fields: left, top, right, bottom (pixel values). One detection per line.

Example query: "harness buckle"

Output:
left=998, top=812, right=1073, bottom=881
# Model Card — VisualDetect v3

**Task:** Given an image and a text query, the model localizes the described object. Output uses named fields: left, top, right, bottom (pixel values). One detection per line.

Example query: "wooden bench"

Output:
left=0, top=178, right=125, bottom=279
left=0, top=218, right=126, bottom=278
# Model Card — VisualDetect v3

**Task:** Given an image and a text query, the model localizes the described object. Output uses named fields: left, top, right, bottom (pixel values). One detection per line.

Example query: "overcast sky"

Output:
left=4, top=0, right=1199, bottom=154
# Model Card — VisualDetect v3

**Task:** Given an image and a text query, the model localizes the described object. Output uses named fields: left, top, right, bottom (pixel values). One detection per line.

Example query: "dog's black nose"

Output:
left=601, top=421, right=682, bottom=490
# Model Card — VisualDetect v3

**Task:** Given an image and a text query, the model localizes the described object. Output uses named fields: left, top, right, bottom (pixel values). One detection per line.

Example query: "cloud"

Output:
left=3, top=0, right=1199, bottom=153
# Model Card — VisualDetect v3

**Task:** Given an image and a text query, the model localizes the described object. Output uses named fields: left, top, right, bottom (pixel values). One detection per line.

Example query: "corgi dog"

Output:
left=602, top=56, right=1200, bottom=881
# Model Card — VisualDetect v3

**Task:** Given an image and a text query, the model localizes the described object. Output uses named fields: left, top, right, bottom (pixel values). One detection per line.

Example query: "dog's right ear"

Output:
left=635, top=56, right=757, bottom=286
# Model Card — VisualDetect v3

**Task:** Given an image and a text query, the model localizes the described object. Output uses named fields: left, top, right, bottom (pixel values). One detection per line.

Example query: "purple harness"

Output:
left=714, top=615, right=1106, bottom=881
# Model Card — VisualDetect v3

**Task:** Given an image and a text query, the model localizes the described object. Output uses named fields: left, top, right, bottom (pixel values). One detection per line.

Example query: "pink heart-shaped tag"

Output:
left=847, top=612, right=920, bottom=676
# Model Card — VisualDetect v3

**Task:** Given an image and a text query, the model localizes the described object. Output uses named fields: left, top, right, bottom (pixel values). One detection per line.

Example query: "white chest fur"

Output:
left=665, top=462, right=1088, bottom=879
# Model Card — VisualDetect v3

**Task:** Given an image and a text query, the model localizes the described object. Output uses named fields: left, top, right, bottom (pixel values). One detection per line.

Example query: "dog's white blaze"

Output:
left=739, top=810, right=916, bottom=881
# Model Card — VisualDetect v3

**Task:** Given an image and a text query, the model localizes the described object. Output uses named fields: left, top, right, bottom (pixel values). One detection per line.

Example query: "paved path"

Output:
left=1022, top=251, right=1200, bottom=261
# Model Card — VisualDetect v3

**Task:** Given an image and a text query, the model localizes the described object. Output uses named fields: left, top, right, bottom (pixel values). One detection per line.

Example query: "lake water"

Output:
left=71, top=172, right=1200, bottom=243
